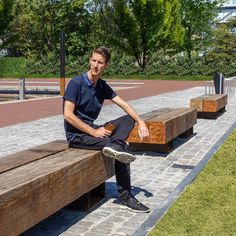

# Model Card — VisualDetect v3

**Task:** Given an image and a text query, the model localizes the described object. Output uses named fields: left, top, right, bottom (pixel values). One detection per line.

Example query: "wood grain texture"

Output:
left=190, top=94, right=227, bottom=112
left=0, top=148, right=114, bottom=236
left=190, top=96, right=203, bottom=111
left=0, top=140, right=68, bottom=174
left=127, top=107, right=197, bottom=144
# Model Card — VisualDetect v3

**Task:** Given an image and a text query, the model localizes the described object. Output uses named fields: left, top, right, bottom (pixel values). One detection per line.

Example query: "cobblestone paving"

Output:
left=1, top=87, right=235, bottom=236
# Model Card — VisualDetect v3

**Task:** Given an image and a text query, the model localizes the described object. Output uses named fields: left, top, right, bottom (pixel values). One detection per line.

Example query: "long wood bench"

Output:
left=127, top=107, right=197, bottom=152
left=190, top=94, right=228, bottom=119
left=0, top=140, right=114, bottom=236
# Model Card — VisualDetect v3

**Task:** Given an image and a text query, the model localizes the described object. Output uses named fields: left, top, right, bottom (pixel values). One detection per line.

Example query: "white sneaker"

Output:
left=102, top=146, right=136, bottom=163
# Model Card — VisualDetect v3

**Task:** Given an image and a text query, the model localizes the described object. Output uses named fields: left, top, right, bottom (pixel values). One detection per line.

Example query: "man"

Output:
left=63, top=47, right=150, bottom=213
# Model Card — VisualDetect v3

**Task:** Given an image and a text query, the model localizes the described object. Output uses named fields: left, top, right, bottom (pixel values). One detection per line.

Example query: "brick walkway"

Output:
left=1, top=80, right=235, bottom=236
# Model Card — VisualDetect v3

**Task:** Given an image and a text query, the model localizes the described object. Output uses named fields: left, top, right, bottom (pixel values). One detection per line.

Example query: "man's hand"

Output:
left=92, top=127, right=112, bottom=138
left=138, top=120, right=149, bottom=141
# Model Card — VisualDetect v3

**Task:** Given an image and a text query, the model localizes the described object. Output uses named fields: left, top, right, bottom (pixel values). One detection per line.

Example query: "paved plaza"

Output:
left=0, top=86, right=235, bottom=236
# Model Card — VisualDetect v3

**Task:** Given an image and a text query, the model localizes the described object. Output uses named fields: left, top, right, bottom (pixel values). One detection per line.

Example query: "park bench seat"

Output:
left=0, top=140, right=114, bottom=236
left=190, top=94, right=227, bottom=119
left=127, top=107, right=197, bottom=152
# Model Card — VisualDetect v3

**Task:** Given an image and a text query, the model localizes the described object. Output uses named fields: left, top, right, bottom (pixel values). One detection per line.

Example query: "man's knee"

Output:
left=125, top=115, right=135, bottom=127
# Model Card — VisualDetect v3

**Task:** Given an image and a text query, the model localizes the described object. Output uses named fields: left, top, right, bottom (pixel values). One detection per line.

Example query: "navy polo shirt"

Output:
left=63, top=73, right=117, bottom=141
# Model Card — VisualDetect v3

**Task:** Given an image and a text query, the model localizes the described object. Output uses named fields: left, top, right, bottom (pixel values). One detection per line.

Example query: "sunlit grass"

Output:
left=149, top=129, right=236, bottom=235
left=105, top=74, right=211, bottom=81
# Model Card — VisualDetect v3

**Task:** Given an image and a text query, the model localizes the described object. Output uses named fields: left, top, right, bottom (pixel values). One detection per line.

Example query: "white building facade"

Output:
left=218, top=0, right=236, bottom=23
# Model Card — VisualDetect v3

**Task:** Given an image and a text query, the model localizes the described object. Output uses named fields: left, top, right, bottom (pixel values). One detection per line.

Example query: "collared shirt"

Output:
left=63, top=73, right=117, bottom=141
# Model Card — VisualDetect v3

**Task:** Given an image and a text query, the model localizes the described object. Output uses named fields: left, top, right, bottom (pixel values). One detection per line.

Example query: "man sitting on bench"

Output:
left=63, top=47, right=150, bottom=213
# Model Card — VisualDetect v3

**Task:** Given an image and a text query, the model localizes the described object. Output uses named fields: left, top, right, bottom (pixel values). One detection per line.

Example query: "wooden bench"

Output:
left=127, top=107, right=197, bottom=152
left=0, top=140, right=114, bottom=236
left=190, top=94, right=228, bottom=119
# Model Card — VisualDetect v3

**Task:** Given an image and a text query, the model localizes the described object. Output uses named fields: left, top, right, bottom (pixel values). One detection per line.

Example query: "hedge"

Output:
left=0, top=57, right=27, bottom=77
left=1, top=54, right=235, bottom=78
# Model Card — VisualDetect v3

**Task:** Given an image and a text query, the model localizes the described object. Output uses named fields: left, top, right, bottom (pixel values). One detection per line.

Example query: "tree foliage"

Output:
left=2, top=0, right=236, bottom=77
left=206, top=16, right=236, bottom=64
left=0, top=0, right=14, bottom=49
left=180, top=0, right=223, bottom=59
left=92, top=0, right=184, bottom=70
left=9, top=0, right=92, bottom=58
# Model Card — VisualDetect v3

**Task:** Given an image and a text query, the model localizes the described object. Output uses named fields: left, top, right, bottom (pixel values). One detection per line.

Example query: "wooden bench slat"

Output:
left=140, top=108, right=191, bottom=122
left=0, top=148, right=114, bottom=235
left=0, top=149, right=98, bottom=192
left=140, top=108, right=173, bottom=121
left=0, top=140, right=68, bottom=174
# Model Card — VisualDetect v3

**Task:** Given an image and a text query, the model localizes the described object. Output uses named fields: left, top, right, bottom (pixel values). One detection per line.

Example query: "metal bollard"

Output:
left=19, top=77, right=25, bottom=100
left=213, top=72, right=224, bottom=94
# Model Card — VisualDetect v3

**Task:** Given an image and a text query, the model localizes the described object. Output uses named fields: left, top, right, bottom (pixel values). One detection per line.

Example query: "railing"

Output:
left=205, top=76, right=236, bottom=98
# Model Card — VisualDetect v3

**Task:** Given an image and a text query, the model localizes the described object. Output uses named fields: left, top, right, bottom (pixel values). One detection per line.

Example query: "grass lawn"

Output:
left=104, top=74, right=211, bottom=81
left=149, top=129, right=236, bottom=235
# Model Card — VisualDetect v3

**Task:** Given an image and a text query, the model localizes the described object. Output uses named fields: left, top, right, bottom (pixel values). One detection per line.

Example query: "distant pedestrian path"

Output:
left=0, top=79, right=204, bottom=128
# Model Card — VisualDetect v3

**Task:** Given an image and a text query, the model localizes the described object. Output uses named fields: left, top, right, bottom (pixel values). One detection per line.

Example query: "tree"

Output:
left=180, top=0, right=224, bottom=60
left=92, top=0, right=184, bottom=71
left=206, top=16, right=236, bottom=64
left=0, top=0, right=14, bottom=50
left=9, top=0, right=92, bottom=58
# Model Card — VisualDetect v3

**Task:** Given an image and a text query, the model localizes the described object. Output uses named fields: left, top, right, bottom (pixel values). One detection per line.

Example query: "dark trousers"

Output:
left=69, top=115, right=135, bottom=198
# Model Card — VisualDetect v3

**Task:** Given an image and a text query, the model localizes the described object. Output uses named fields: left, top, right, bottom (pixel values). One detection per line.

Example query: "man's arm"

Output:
left=112, top=95, right=149, bottom=140
left=64, top=100, right=111, bottom=138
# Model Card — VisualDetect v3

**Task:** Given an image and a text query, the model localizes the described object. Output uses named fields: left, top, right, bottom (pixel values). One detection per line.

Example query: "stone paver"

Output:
left=0, top=86, right=235, bottom=236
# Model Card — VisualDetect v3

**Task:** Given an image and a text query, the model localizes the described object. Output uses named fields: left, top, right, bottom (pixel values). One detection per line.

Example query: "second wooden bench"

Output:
left=127, top=107, right=197, bottom=152
left=190, top=94, right=227, bottom=119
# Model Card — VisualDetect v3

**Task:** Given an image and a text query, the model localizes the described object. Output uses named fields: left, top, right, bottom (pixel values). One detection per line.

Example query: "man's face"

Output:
left=89, top=52, right=108, bottom=77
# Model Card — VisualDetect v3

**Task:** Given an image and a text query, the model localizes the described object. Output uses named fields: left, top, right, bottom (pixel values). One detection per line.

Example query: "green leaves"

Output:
left=0, top=0, right=14, bottom=49
left=2, top=0, right=234, bottom=77
left=205, top=18, right=236, bottom=67
left=95, top=0, right=184, bottom=71
left=9, top=0, right=92, bottom=58
left=180, top=0, right=221, bottom=59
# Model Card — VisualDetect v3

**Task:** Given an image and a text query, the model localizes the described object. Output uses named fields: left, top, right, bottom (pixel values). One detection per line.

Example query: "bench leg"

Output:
left=179, top=127, right=193, bottom=138
left=129, top=141, right=173, bottom=153
left=219, top=107, right=226, bottom=113
left=197, top=107, right=225, bottom=119
left=67, top=182, right=105, bottom=211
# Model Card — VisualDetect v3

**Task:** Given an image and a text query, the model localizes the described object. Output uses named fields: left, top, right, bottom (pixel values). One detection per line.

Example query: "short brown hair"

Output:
left=92, top=47, right=111, bottom=64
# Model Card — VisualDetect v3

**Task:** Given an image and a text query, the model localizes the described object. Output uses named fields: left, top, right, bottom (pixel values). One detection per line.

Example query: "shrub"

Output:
left=0, top=57, right=27, bottom=77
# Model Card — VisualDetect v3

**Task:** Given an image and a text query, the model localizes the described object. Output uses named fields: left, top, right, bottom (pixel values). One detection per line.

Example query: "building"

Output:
left=218, top=0, right=236, bottom=23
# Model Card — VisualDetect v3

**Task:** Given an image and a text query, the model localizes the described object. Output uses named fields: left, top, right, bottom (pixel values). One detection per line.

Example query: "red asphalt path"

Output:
left=0, top=80, right=205, bottom=128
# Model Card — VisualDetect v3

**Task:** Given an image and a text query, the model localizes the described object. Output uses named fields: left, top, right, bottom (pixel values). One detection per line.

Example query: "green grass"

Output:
left=149, top=129, right=236, bottom=236
left=104, top=74, right=211, bottom=81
